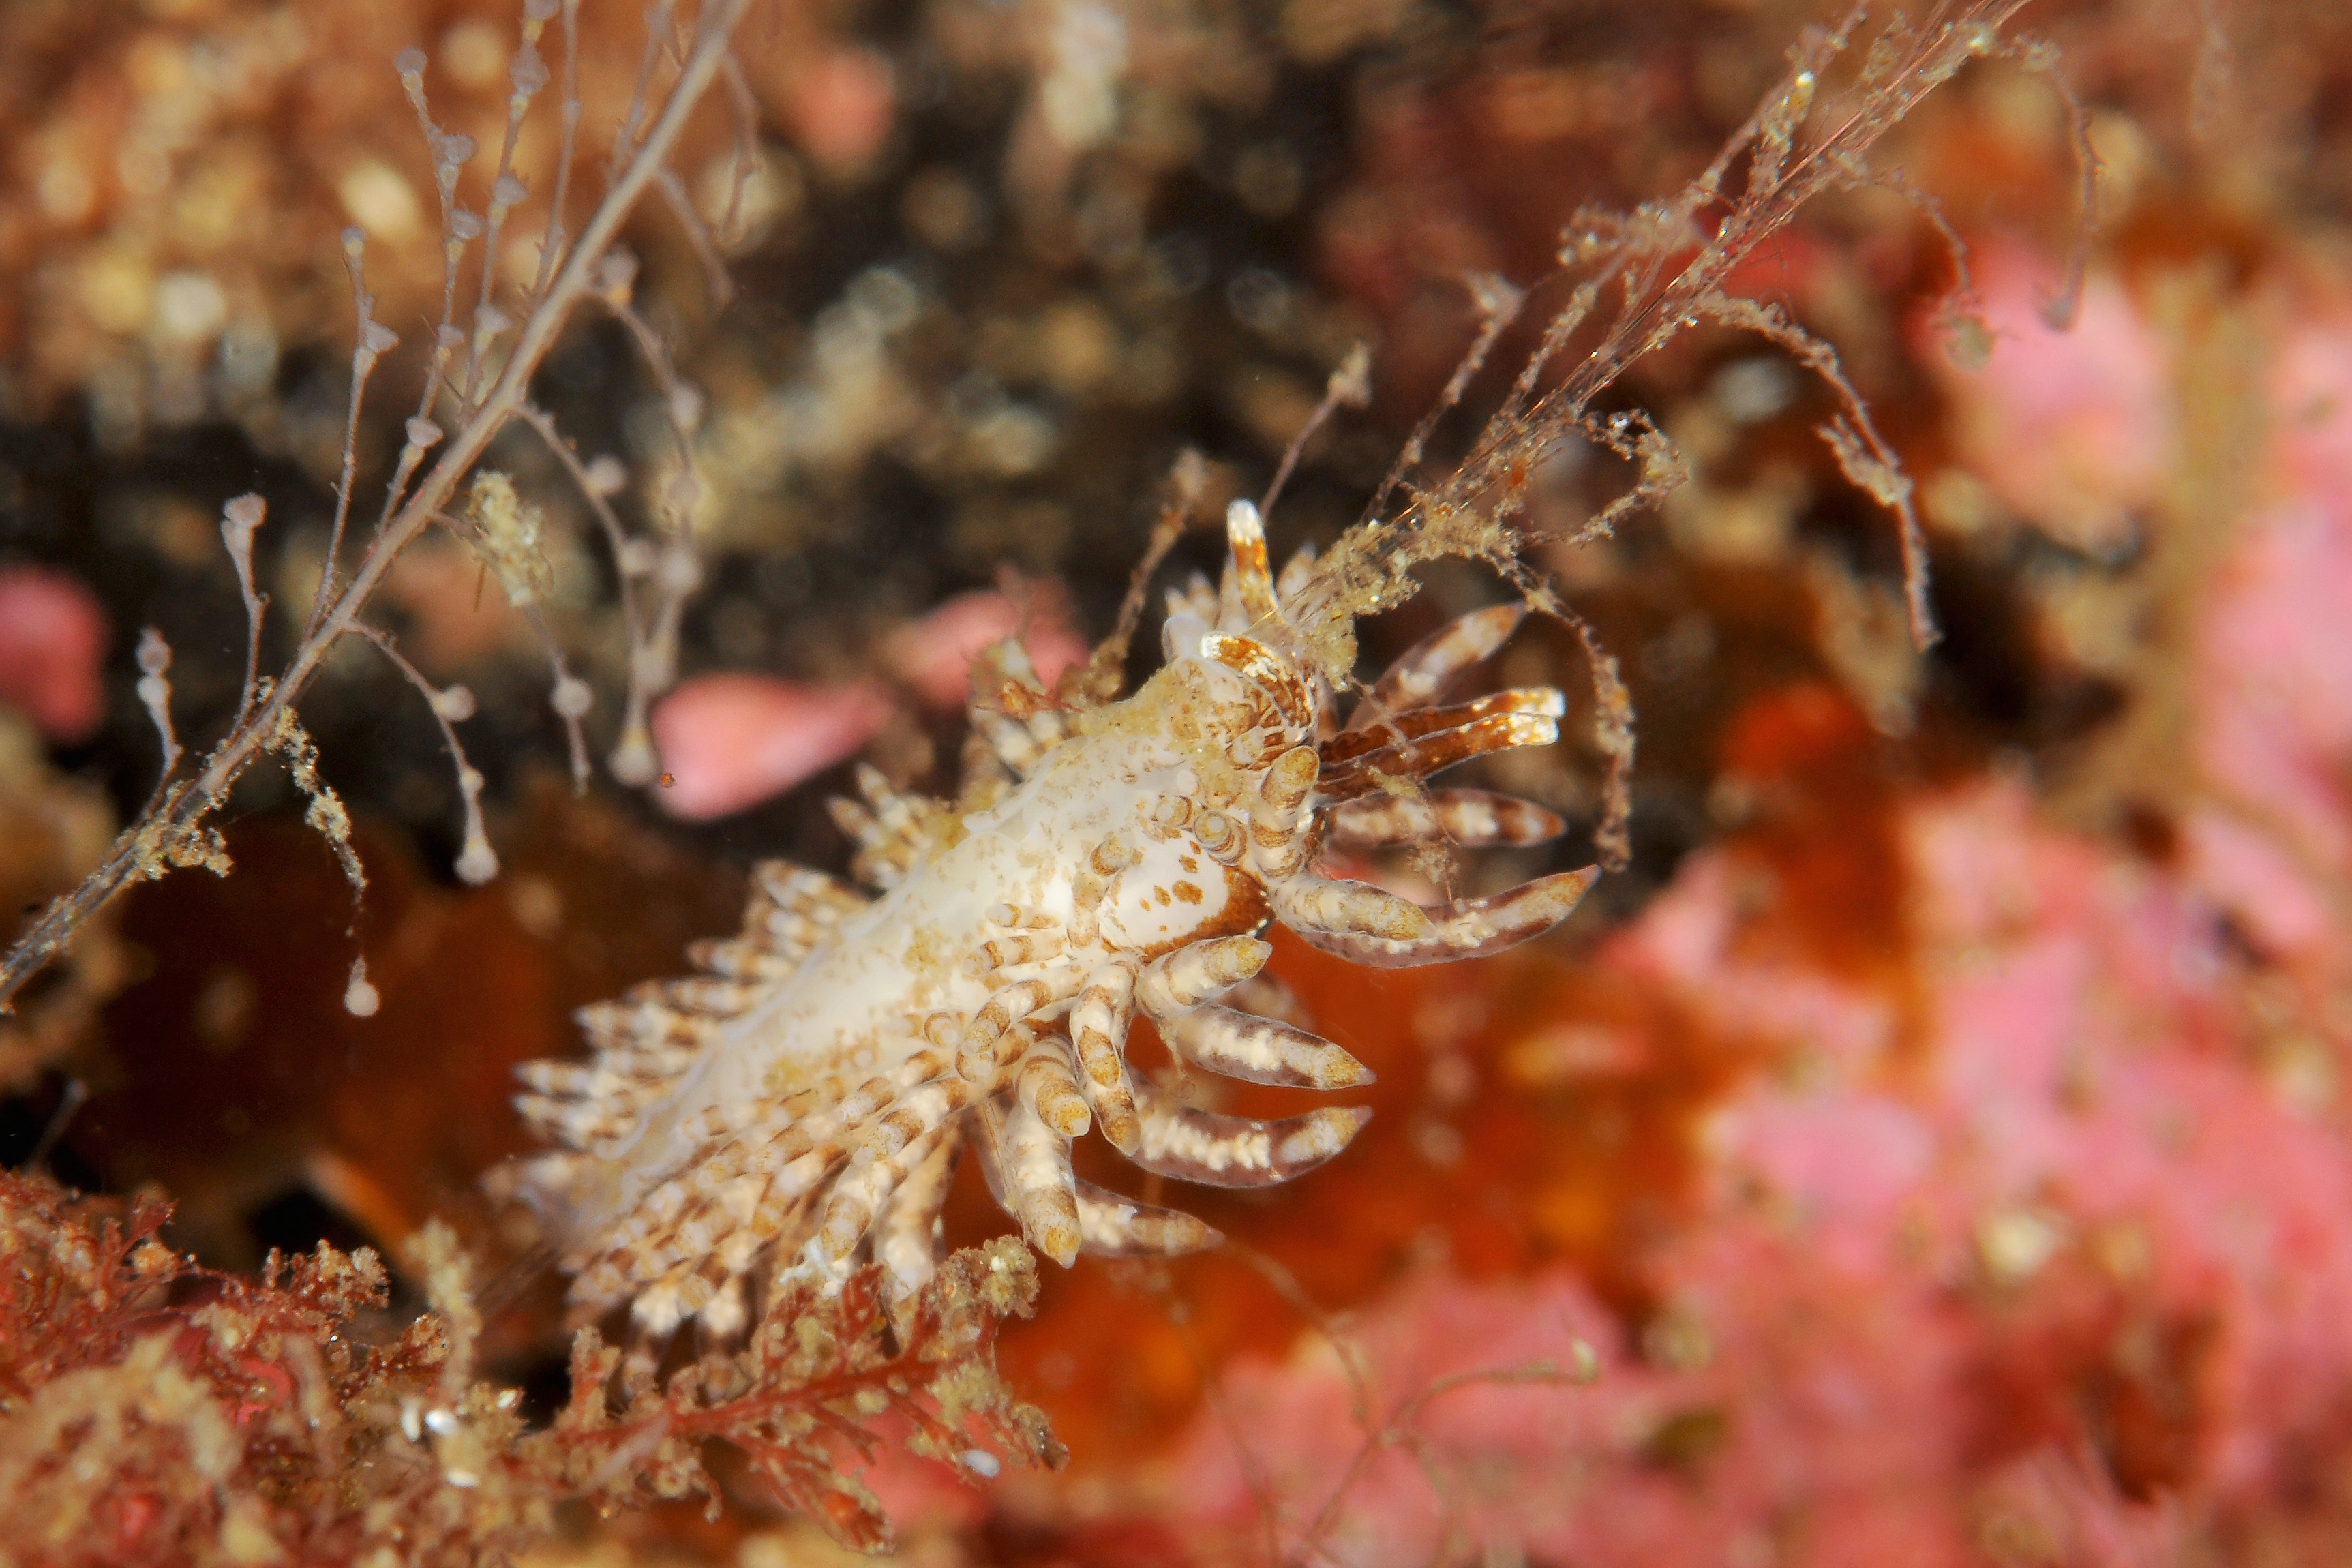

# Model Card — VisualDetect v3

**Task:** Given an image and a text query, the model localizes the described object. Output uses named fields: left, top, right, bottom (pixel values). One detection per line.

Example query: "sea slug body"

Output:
left=504, top=500, right=1598, bottom=1343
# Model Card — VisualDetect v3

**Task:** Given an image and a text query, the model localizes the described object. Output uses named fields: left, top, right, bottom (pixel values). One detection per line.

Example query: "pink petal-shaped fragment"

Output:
left=650, top=674, right=891, bottom=821
left=787, top=47, right=896, bottom=173
left=883, top=588, right=1088, bottom=710
left=0, top=565, right=108, bottom=744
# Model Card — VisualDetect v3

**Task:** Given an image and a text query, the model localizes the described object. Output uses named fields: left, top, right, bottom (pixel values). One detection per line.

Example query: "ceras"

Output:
left=503, top=500, right=1600, bottom=1345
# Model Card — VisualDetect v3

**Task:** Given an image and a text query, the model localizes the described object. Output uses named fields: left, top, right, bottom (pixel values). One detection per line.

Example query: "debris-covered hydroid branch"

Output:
left=1292, top=0, right=2081, bottom=677
left=0, top=0, right=760, bottom=1014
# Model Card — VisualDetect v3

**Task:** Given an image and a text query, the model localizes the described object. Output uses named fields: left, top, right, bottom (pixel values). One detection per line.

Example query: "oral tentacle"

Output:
left=1218, top=499, right=1285, bottom=632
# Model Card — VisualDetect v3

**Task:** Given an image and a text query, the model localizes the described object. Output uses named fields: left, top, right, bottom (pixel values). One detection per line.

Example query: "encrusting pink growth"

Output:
left=650, top=673, right=892, bottom=821
left=2184, top=286, right=2352, bottom=981
left=1924, top=240, right=2170, bottom=552
left=1162, top=780, right=2352, bottom=1567
left=503, top=499, right=1597, bottom=1339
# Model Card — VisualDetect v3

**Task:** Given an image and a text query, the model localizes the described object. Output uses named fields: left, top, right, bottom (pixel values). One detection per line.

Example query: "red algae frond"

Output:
left=0, top=1169, right=1056, bottom=1561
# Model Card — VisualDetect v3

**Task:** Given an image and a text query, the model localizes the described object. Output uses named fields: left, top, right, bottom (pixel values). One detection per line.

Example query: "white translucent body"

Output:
left=555, top=653, right=1255, bottom=1241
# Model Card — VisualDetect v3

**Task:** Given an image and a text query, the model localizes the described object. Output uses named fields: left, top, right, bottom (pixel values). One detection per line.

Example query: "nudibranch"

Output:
left=504, top=501, right=1598, bottom=1342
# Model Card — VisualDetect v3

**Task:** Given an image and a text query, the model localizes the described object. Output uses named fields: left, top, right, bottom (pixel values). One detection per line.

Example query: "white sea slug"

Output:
left=504, top=500, right=1599, bottom=1341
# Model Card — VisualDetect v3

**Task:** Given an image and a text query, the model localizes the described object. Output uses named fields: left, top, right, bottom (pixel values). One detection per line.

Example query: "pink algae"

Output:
left=2186, top=288, right=2352, bottom=984
left=1927, top=240, right=2171, bottom=552
left=783, top=46, right=897, bottom=175
left=648, top=590, right=1085, bottom=820
left=651, top=673, right=892, bottom=820
left=1158, top=781, right=2352, bottom=1563
left=0, top=565, right=107, bottom=744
